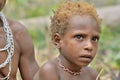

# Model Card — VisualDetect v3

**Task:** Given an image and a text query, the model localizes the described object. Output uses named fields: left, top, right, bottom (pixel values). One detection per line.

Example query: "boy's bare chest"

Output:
left=58, top=67, right=96, bottom=80
left=59, top=73, right=95, bottom=80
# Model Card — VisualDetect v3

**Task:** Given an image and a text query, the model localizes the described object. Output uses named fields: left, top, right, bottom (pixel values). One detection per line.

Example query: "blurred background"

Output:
left=3, top=0, right=120, bottom=80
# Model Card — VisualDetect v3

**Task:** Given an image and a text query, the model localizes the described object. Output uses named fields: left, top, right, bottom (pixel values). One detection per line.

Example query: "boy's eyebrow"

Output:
left=71, top=31, right=100, bottom=36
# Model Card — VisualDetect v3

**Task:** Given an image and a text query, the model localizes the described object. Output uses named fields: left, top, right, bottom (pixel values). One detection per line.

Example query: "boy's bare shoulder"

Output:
left=40, top=60, right=57, bottom=73
left=37, top=60, right=59, bottom=80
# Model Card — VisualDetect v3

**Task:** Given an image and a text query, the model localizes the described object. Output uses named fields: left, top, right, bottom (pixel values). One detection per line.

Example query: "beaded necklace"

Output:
left=0, top=12, right=14, bottom=80
left=57, top=57, right=81, bottom=76
left=57, top=57, right=103, bottom=79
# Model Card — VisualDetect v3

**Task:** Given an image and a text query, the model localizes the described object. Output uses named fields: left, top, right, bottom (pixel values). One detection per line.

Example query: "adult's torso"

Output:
left=0, top=20, right=21, bottom=80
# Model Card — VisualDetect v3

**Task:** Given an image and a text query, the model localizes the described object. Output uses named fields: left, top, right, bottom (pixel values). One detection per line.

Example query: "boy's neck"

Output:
left=57, top=56, right=82, bottom=76
left=58, top=55, right=82, bottom=71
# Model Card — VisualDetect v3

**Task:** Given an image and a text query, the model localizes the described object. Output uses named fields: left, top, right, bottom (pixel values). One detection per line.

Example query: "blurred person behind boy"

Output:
left=0, top=0, right=39, bottom=80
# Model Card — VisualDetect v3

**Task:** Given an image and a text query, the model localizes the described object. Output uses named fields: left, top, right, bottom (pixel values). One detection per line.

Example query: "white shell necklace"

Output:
left=0, top=12, right=14, bottom=80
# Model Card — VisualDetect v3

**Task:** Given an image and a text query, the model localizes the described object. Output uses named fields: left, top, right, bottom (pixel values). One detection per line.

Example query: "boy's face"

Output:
left=55, top=15, right=100, bottom=67
left=0, top=0, right=6, bottom=11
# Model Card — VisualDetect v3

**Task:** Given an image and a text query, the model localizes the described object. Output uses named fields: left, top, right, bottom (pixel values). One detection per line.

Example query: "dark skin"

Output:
left=0, top=0, right=39, bottom=80
left=34, top=15, right=101, bottom=80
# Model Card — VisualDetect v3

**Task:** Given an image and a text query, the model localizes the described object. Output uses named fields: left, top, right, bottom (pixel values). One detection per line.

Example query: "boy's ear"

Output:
left=53, top=33, right=62, bottom=48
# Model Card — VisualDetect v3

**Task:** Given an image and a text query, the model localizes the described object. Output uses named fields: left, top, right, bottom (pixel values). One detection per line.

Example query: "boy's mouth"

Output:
left=79, top=55, right=93, bottom=62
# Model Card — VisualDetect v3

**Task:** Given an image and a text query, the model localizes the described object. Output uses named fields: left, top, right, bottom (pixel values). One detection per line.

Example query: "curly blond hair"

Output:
left=50, top=1, right=101, bottom=38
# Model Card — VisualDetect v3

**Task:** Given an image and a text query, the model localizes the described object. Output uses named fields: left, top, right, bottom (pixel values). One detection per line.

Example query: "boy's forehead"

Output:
left=70, top=15, right=97, bottom=24
left=67, top=15, right=100, bottom=32
left=69, top=15, right=97, bottom=25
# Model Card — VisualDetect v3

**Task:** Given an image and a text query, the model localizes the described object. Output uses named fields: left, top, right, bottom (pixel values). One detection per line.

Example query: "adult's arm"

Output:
left=14, top=21, right=39, bottom=80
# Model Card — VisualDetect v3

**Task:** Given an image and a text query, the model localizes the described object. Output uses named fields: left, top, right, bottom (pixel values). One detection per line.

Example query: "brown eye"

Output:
left=92, top=36, right=99, bottom=42
left=74, top=34, right=84, bottom=40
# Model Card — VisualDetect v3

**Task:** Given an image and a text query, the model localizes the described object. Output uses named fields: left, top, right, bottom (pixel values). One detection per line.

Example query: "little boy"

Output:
left=34, top=1, right=101, bottom=80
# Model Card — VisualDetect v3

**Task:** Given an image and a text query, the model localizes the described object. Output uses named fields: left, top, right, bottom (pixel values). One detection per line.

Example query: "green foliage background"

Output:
left=3, top=0, right=120, bottom=19
left=99, top=24, right=120, bottom=68
left=4, top=0, right=59, bottom=19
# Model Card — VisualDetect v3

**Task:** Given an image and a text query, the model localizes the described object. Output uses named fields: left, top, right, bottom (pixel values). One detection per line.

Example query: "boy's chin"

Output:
left=79, top=62, right=91, bottom=68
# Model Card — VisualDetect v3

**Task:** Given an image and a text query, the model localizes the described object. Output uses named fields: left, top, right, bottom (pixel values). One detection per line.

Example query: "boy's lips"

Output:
left=79, top=55, right=93, bottom=62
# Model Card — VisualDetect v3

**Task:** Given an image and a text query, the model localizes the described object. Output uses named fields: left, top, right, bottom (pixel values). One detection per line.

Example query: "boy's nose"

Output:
left=84, top=40, right=93, bottom=52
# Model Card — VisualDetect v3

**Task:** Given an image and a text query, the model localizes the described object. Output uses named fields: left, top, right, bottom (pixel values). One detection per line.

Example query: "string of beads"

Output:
left=57, top=57, right=81, bottom=76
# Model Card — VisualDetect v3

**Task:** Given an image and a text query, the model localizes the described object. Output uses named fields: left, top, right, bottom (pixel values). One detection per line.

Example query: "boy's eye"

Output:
left=74, top=34, right=84, bottom=40
left=92, top=36, right=99, bottom=42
